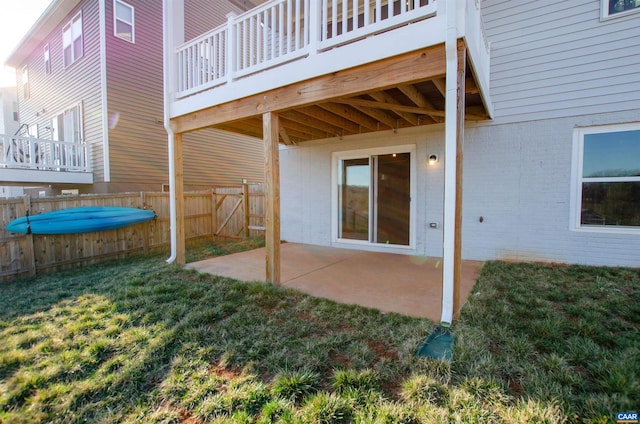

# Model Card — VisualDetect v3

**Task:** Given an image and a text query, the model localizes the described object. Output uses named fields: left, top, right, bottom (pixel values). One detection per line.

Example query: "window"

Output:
left=63, top=12, right=83, bottom=67
left=22, top=66, right=30, bottom=99
left=44, top=44, right=51, bottom=74
left=114, top=0, right=134, bottom=43
left=601, top=0, right=640, bottom=19
left=51, top=103, right=83, bottom=143
left=572, top=124, right=640, bottom=231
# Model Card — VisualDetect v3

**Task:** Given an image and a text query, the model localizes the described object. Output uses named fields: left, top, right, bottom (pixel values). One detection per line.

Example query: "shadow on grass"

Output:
left=1, top=250, right=638, bottom=423
left=0, top=250, right=432, bottom=422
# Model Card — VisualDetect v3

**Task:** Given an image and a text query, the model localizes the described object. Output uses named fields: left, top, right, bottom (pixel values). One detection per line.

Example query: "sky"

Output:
left=0, top=0, right=53, bottom=87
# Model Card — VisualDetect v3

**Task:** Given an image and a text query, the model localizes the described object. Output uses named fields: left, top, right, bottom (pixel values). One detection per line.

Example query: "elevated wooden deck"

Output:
left=166, top=0, right=492, bottom=142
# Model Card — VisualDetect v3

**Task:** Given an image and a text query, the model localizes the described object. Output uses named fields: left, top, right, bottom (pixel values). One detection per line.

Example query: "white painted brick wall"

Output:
left=280, top=110, right=640, bottom=267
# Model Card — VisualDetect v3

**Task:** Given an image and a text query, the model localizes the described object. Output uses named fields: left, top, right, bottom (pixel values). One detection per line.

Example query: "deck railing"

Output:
left=0, top=134, right=90, bottom=172
left=176, top=0, right=437, bottom=98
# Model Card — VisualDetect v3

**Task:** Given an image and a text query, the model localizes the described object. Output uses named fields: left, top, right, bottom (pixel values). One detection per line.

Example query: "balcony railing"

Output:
left=176, top=0, right=437, bottom=98
left=0, top=134, right=90, bottom=173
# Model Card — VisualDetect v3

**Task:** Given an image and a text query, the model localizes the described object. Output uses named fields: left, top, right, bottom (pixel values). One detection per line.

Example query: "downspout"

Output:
left=99, top=0, right=110, bottom=182
left=440, top=0, right=458, bottom=325
left=163, top=0, right=177, bottom=264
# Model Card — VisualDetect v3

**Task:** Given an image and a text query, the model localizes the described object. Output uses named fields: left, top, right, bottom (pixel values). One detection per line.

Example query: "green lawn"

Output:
left=0, top=239, right=638, bottom=423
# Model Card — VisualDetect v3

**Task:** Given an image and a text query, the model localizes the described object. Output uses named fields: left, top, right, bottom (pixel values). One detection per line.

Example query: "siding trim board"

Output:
left=99, top=0, right=111, bottom=182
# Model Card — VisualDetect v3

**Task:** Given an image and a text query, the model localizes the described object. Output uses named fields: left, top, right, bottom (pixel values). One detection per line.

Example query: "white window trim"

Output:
left=600, top=0, right=640, bottom=20
left=570, top=122, right=640, bottom=234
left=63, top=11, right=83, bottom=68
left=22, top=66, right=30, bottom=99
left=114, top=0, right=135, bottom=43
left=331, top=144, right=417, bottom=251
left=50, top=101, right=84, bottom=143
left=44, top=44, right=51, bottom=74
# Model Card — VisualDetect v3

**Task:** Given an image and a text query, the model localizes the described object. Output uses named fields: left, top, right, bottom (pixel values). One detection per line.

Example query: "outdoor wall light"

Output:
left=428, top=154, right=439, bottom=165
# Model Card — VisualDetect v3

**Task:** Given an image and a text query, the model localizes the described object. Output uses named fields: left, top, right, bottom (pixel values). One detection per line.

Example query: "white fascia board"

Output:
left=0, top=169, right=93, bottom=184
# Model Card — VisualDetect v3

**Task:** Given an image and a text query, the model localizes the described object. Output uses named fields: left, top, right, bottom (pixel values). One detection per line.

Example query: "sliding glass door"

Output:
left=336, top=147, right=413, bottom=247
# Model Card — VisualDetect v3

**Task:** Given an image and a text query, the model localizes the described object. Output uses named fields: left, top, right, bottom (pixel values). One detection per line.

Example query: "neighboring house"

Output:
left=162, top=0, right=640, bottom=295
left=0, top=87, right=25, bottom=198
left=2, top=0, right=264, bottom=194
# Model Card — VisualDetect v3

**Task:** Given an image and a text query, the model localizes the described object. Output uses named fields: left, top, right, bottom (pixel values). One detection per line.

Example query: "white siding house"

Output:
left=157, top=0, right=640, bottom=322
left=162, top=0, right=639, bottom=293
left=277, top=0, right=640, bottom=267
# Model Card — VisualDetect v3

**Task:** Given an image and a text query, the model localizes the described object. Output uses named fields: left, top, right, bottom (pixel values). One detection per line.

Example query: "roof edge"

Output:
left=4, top=0, right=82, bottom=68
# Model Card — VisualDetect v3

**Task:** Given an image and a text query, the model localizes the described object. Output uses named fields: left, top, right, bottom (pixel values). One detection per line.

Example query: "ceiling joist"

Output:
left=172, top=41, right=491, bottom=144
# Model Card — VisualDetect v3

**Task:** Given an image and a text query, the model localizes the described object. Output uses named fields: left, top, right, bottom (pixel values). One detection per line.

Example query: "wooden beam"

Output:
left=368, top=91, right=419, bottom=125
left=318, top=103, right=381, bottom=131
left=218, top=121, right=263, bottom=139
left=279, top=116, right=330, bottom=140
left=353, top=105, right=398, bottom=129
left=279, top=127, right=293, bottom=145
left=174, top=132, right=186, bottom=266
left=171, top=44, right=447, bottom=133
left=432, top=78, right=446, bottom=97
left=453, top=40, right=466, bottom=319
left=297, top=105, right=360, bottom=135
left=398, top=84, right=443, bottom=123
left=263, top=112, right=281, bottom=284
left=281, top=110, right=344, bottom=137
left=334, top=97, right=446, bottom=117
left=465, top=77, right=479, bottom=94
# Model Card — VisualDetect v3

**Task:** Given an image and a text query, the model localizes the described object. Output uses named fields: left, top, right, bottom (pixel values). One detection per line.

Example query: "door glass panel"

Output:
left=339, top=158, right=369, bottom=240
left=375, top=153, right=410, bottom=245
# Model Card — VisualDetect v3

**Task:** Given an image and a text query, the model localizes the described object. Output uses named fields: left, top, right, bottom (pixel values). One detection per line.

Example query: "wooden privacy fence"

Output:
left=0, top=184, right=265, bottom=281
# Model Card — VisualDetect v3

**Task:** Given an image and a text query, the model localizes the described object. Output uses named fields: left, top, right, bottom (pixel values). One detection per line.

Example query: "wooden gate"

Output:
left=212, top=184, right=265, bottom=238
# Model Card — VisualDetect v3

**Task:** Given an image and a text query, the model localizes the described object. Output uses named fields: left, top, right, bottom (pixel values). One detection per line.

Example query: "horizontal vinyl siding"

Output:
left=483, top=0, right=640, bottom=124
left=184, top=0, right=245, bottom=41
left=105, top=0, right=263, bottom=191
left=14, top=0, right=104, bottom=181
left=105, top=0, right=168, bottom=190
left=183, top=129, right=265, bottom=188
left=280, top=112, right=640, bottom=267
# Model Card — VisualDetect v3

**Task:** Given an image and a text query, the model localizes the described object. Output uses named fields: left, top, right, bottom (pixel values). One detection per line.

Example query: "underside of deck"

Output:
left=170, top=40, right=490, bottom=143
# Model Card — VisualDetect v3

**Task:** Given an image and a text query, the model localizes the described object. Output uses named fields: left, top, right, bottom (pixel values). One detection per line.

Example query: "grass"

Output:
left=0, top=239, right=638, bottom=423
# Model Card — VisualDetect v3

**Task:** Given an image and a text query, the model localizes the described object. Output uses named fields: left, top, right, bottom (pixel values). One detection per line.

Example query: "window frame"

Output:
left=570, top=122, right=640, bottom=233
left=63, top=11, right=83, bottom=68
left=50, top=102, right=84, bottom=143
left=114, top=0, right=135, bottom=43
left=600, top=0, right=640, bottom=20
left=331, top=144, right=417, bottom=250
left=22, top=66, right=30, bottom=99
left=44, top=44, right=51, bottom=74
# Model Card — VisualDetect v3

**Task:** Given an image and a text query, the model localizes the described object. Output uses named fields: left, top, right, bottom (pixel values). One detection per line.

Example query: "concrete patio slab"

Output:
left=186, top=243, right=483, bottom=322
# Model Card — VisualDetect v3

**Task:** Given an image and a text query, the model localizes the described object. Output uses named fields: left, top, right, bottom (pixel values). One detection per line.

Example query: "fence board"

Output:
left=0, top=184, right=265, bottom=282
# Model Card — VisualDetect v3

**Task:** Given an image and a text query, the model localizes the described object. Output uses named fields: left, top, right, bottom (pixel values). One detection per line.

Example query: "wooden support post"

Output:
left=453, top=40, right=466, bottom=319
left=23, top=195, right=36, bottom=277
left=263, top=112, right=281, bottom=284
left=243, top=182, right=250, bottom=238
left=174, top=133, right=186, bottom=265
